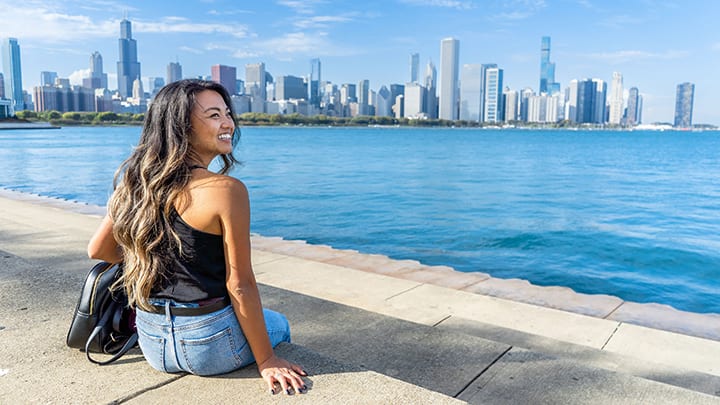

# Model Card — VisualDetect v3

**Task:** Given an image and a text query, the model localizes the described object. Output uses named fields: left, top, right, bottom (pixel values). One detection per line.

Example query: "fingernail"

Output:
left=269, top=388, right=275, bottom=395
left=286, top=389, right=292, bottom=395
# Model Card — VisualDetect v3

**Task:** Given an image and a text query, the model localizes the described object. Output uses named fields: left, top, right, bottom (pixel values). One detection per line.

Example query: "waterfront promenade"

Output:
left=1, top=188, right=719, bottom=403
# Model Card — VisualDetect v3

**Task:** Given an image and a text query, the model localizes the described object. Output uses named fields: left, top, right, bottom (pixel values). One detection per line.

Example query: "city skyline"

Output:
left=1, top=0, right=719, bottom=124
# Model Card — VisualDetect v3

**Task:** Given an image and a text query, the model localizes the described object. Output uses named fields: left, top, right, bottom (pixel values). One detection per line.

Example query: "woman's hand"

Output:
left=258, top=354, right=307, bottom=395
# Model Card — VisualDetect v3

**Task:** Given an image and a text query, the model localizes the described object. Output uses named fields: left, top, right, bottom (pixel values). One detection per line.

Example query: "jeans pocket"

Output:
left=137, top=329, right=167, bottom=373
left=180, top=327, right=246, bottom=376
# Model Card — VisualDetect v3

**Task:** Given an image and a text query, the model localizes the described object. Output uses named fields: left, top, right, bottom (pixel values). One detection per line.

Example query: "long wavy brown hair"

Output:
left=108, top=79, right=239, bottom=310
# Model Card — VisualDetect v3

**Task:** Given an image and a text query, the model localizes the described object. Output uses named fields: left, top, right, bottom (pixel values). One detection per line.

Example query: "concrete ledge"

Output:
left=125, top=343, right=463, bottom=404
left=251, top=234, right=720, bottom=343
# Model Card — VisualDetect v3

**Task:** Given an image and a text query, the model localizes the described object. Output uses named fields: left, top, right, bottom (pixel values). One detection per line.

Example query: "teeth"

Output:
left=219, top=134, right=231, bottom=140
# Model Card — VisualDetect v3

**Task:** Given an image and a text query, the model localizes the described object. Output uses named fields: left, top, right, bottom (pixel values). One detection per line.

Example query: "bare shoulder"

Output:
left=190, top=174, right=248, bottom=211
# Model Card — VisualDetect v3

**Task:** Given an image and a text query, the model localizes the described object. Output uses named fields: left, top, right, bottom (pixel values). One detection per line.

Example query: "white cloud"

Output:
left=585, top=49, right=689, bottom=63
left=293, top=15, right=354, bottom=29
left=0, top=3, right=249, bottom=43
left=68, top=68, right=90, bottom=85
left=597, top=14, right=647, bottom=29
left=277, top=0, right=327, bottom=14
left=226, top=31, right=359, bottom=61
left=399, top=0, right=475, bottom=9
left=179, top=46, right=205, bottom=55
left=489, top=0, right=547, bottom=21
left=134, top=18, right=250, bottom=39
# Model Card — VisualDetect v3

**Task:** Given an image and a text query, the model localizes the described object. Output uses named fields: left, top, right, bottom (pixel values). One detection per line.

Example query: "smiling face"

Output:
left=189, top=90, right=235, bottom=166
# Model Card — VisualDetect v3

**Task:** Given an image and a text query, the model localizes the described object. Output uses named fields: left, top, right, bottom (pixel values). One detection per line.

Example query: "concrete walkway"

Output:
left=1, top=189, right=719, bottom=404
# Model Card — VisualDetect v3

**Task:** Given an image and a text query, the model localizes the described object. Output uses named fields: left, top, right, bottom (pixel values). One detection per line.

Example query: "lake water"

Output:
left=1, top=125, right=719, bottom=314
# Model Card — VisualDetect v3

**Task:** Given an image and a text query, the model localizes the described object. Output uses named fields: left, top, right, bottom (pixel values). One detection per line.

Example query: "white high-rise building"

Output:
left=439, top=38, right=459, bottom=121
left=404, top=82, right=425, bottom=119
left=503, top=87, right=519, bottom=122
left=565, top=80, right=578, bottom=122
left=245, top=63, right=266, bottom=113
left=483, top=67, right=503, bottom=123
left=459, top=64, right=481, bottom=122
left=608, top=72, right=624, bottom=125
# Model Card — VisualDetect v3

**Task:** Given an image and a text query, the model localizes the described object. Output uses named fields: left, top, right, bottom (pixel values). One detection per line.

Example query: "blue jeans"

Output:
left=135, top=299, right=291, bottom=376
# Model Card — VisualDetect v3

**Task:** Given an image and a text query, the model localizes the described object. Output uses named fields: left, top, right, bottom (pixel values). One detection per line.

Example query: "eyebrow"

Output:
left=202, top=106, right=230, bottom=113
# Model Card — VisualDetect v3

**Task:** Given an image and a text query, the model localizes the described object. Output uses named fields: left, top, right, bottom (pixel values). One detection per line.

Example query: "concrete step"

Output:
left=260, top=283, right=720, bottom=404
left=0, top=250, right=462, bottom=404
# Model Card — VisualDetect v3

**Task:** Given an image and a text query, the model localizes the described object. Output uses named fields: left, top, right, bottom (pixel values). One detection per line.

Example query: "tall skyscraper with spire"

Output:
left=117, top=19, right=141, bottom=98
left=439, top=38, right=459, bottom=121
left=674, top=82, right=694, bottom=128
left=539, top=36, right=560, bottom=95
left=2, top=37, right=24, bottom=111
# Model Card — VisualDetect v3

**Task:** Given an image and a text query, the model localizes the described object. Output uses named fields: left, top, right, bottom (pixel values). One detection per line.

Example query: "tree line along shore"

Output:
left=4, top=110, right=717, bottom=130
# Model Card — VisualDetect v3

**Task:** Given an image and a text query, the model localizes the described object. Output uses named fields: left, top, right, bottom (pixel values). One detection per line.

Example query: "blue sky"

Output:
left=2, top=0, right=719, bottom=124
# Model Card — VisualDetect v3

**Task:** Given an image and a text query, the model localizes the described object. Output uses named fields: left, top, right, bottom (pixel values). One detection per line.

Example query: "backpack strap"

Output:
left=84, top=301, right=138, bottom=365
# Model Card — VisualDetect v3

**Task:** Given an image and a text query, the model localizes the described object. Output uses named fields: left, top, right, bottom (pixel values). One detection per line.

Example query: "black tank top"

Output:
left=150, top=209, right=228, bottom=302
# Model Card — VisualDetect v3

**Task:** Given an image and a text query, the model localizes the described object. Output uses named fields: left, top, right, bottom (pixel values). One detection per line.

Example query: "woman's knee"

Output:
left=263, top=309, right=291, bottom=344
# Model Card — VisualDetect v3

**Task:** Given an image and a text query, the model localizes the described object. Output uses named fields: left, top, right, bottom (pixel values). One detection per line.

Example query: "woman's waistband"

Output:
left=143, top=296, right=231, bottom=316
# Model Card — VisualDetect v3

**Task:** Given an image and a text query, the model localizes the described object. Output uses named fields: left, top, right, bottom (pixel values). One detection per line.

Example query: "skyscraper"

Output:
left=625, top=87, right=641, bottom=126
left=410, top=53, right=419, bottom=84
left=167, top=61, right=182, bottom=84
left=309, top=58, right=321, bottom=108
left=211, top=64, right=237, bottom=95
left=276, top=75, right=307, bottom=100
left=483, top=67, right=504, bottom=122
left=439, top=38, right=459, bottom=121
left=2, top=37, right=24, bottom=111
left=0, top=72, right=5, bottom=99
left=503, top=87, right=519, bottom=122
left=117, top=19, right=141, bottom=98
left=459, top=64, right=481, bottom=121
left=40, top=71, right=58, bottom=87
left=423, top=60, right=437, bottom=119
left=573, top=78, right=606, bottom=124
left=83, top=51, right=108, bottom=90
left=479, top=63, right=497, bottom=122
left=375, top=85, right=393, bottom=117
left=674, top=82, right=694, bottom=128
left=539, top=36, right=560, bottom=95
left=358, top=79, right=369, bottom=115
left=608, top=72, right=623, bottom=125
left=245, top=63, right=266, bottom=113
left=404, top=82, right=425, bottom=119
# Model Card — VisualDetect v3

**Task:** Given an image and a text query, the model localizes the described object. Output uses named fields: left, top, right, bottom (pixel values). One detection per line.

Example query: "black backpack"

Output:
left=66, top=261, right=138, bottom=365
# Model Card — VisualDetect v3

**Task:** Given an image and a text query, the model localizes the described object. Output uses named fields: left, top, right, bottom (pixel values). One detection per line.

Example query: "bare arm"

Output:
left=87, top=215, right=123, bottom=263
left=217, top=178, right=306, bottom=393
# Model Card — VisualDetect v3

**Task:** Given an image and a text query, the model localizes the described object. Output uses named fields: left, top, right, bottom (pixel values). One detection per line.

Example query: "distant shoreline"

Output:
left=3, top=117, right=719, bottom=132
left=0, top=121, right=60, bottom=130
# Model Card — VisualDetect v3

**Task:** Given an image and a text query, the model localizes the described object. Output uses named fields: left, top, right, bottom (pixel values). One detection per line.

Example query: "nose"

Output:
left=222, top=114, right=235, bottom=128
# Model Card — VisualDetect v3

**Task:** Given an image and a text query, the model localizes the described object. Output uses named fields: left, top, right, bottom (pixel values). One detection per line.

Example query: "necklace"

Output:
left=189, top=164, right=207, bottom=170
